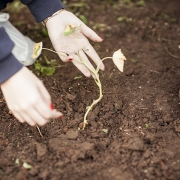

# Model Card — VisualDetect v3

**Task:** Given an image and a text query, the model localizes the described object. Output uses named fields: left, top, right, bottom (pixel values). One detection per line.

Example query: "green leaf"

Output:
left=42, top=67, right=55, bottom=76
left=64, top=24, right=81, bottom=36
left=44, top=55, right=58, bottom=66
left=42, top=28, right=49, bottom=37
left=34, top=62, right=42, bottom=71
left=34, top=62, right=56, bottom=76
left=79, top=15, right=88, bottom=24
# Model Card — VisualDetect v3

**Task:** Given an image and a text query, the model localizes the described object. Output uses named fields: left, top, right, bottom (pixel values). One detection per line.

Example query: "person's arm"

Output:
left=0, top=27, right=23, bottom=84
left=20, top=0, right=65, bottom=22
left=0, top=27, right=62, bottom=126
left=20, top=0, right=105, bottom=77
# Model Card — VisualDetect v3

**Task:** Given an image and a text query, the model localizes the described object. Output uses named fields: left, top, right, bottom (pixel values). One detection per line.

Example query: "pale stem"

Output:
left=96, top=57, right=113, bottom=73
left=82, top=76, right=102, bottom=130
left=41, top=30, right=113, bottom=130
left=78, top=52, right=103, bottom=130
left=36, top=125, right=43, bottom=137
left=42, top=48, right=66, bottom=57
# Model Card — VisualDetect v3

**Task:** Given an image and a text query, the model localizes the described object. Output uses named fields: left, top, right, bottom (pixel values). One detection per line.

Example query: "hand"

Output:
left=46, top=10, right=105, bottom=77
left=1, top=67, right=63, bottom=126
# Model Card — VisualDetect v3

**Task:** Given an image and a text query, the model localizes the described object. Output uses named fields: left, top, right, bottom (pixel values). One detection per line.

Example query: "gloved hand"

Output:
left=1, top=67, right=63, bottom=126
left=46, top=10, right=105, bottom=77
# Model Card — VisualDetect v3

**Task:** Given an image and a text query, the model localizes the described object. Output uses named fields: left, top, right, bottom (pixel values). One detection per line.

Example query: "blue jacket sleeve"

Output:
left=20, top=0, right=65, bottom=22
left=0, top=27, right=23, bottom=84
left=0, top=0, right=65, bottom=84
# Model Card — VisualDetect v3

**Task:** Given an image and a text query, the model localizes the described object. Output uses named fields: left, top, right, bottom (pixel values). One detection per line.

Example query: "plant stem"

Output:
left=42, top=48, right=66, bottom=57
left=96, top=57, right=112, bottom=73
left=36, top=125, right=43, bottom=137
left=41, top=30, right=113, bottom=130
left=82, top=74, right=103, bottom=130
left=77, top=52, right=104, bottom=129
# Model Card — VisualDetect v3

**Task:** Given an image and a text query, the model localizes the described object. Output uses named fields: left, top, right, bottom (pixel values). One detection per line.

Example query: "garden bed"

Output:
left=0, top=0, right=180, bottom=179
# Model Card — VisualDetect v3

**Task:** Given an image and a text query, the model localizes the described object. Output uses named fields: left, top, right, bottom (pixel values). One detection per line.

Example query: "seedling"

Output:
left=32, top=24, right=126, bottom=130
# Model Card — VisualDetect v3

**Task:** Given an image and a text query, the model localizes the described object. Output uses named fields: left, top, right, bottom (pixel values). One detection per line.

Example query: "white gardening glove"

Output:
left=1, top=67, right=63, bottom=126
left=46, top=10, right=105, bottom=77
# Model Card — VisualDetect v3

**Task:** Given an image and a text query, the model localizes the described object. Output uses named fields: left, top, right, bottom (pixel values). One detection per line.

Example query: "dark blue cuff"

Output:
left=0, top=53, right=23, bottom=84
left=0, top=27, right=24, bottom=84
left=21, top=0, right=65, bottom=22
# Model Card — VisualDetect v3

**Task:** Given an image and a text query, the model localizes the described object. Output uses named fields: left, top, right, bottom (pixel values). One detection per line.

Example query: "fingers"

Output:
left=58, top=53, right=74, bottom=62
left=35, top=82, right=63, bottom=126
left=13, top=112, right=25, bottom=123
left=71, top=54, right=91, bottom=77
left=37, top=81, right=51, bottom=104
left=84, top=45, right=105, bottom=71
left=14, top=104, right=62, bottom=127
left=35, top=100, right=63, bottom=126
left=13, top=84, right=63, bottom=127
left=20, top=111, right=36, bottom=126
left=63, top=49, right=104, bottom=77
left=81, top=24, right=103, bottom=42
left=79, top=50, right=95, bottom=71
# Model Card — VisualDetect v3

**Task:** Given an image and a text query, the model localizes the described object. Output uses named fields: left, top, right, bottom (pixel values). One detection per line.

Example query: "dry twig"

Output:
left=36, top=125, right=43, bottom=137
left=165, top=47, right=180, bottom=59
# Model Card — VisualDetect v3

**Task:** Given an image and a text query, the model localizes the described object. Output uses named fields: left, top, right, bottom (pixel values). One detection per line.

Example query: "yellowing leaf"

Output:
left=32, top=42, right=43, bottom=59
left=64, top=24, right=81, bottom=36
left=112, top=49, right=127, bottom=72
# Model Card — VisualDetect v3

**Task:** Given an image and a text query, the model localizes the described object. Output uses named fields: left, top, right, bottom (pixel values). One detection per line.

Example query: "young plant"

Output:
left=32, top=24, right=126, bottom=130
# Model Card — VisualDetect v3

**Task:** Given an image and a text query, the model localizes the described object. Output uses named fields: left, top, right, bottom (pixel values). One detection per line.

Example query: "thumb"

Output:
left=81, top=24, right=103, bottom=42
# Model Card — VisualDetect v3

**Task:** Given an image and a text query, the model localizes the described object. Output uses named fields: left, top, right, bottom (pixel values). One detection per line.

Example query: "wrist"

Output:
left=42, top=9, right=66, bottom=27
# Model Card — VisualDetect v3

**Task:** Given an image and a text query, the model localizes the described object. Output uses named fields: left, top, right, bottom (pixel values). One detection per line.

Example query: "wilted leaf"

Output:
left=64, top=24, right=81, bottom=36
left=32, top=42, right=42, bottom=59
left=23, top=162, right=32, bottom=169
left=112, top=49, right=127, bottom=72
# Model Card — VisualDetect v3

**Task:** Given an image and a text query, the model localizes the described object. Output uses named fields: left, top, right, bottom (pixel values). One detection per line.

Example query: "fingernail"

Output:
left=99, top=36, right=104, bottom=40
left=69, top=58, right=73, bottom=61
left=50, top=103, right=54, bottom=110
left=59, top=115, right=63, bottom=119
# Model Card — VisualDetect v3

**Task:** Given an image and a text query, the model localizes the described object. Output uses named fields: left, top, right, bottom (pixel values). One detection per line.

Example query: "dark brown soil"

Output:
left=0, top=0, right=180, bottom=179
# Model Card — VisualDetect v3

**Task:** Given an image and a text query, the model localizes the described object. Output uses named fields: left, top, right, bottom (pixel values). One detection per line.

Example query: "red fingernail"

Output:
left=59, top=115, right=63, bottom=119
left=50, top=103, right=54, bottom=110
left=69, top=58, right=73, bottom=61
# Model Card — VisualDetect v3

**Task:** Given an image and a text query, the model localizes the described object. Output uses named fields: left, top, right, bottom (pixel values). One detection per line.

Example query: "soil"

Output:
left=0, top=0, right=180, bottom=179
